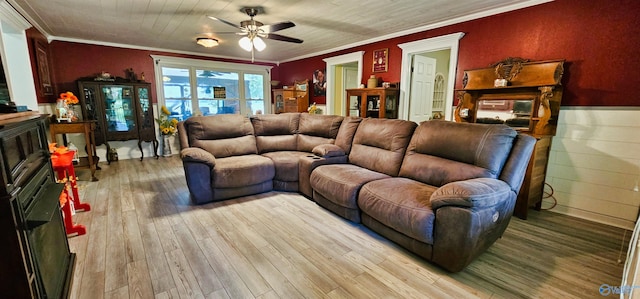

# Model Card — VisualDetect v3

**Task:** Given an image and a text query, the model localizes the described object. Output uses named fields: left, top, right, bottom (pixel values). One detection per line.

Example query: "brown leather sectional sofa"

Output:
left=178, top=112, right=535, bottom=272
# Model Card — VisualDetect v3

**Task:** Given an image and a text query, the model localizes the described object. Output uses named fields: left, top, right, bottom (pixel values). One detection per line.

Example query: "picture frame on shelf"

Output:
left=372, top=48, right=388, bottom=73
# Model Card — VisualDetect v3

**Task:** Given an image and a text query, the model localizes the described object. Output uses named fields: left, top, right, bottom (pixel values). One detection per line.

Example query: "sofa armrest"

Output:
left=430, top=178, right=513, bottom=210
left=431, top=178, right=517, bottom=272
left=180, top=147, right=216, bottom=167
left=312, top=144, right=346, bottom=158
left=299, top=155, right=347, bottom=198
left=180, top=147, right=216, bottom=205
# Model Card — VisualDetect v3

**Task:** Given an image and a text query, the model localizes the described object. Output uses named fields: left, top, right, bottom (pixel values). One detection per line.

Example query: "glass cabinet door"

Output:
left=102, top=85, right=137, bottom=136
left=365, top=95, right=380, bottom=118
left=385, top=94, right=398, bottom=119
left=79, top=82, right=105, bottom=145
left=137, top=86, right=155, bottom=138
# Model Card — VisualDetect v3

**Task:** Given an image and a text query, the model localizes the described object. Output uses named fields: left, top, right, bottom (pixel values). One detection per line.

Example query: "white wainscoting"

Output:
left=546, top=107, right=640, bottom=230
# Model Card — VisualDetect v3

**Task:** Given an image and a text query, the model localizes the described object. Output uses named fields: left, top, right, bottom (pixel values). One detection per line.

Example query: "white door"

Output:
left=408, top=55, right=436, bottom=123
left=344, top=67, right=358, bottom=116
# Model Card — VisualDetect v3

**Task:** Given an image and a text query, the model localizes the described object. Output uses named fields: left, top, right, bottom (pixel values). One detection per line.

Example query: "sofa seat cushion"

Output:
left=358, top=177, right=438, bottom=245
left=311, top=164, right=390, bottom=210
left=262, top=151, right=311, bottom=182
left=214, top=154, right=274, bottom=188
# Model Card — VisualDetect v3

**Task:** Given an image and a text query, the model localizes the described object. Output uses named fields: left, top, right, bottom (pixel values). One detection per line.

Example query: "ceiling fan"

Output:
left=206, top=7, right=303, bottom=61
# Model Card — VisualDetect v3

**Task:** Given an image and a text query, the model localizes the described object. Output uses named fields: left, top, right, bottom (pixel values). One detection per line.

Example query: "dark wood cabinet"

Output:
left=345, top=87, right=399, bottom=118
left=78, top=80, right=158, bottom=163
left=454, top=58, right=564, bottom=219
left=0, top=114, right=74, bottom=298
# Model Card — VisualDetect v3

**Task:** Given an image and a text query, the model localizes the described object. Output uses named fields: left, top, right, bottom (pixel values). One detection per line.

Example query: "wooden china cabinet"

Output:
left=454, top=58, right=565, bottom=219
left=273, top=80, right=309, bottom=113
left=77, top=79, right=159, bottom=163
left=345, top=87, right=399, bottom=118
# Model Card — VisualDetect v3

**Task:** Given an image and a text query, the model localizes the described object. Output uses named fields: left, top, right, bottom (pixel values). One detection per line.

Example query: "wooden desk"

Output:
left=49, top=121, right=99, bottom=181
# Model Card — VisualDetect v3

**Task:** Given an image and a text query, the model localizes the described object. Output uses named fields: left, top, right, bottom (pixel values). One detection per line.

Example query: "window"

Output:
left=196, top=70, right=239, bottom=115
left=152, top=55, right=272, bottom=120
left=162, top=67, right=192, bottom=121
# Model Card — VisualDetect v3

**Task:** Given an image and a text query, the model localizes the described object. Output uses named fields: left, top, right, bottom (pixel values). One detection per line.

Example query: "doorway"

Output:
left=324, top=51, right=365, bottom=115
left=398, top=32, right=465, bottom=122
left=407, top=50, right=451, bottom=123
left=408, top=55, right=437, bottom=123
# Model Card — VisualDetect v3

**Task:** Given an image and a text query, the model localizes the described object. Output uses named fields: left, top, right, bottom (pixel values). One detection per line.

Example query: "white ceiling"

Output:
left=9, top=0, right=551, bottom=63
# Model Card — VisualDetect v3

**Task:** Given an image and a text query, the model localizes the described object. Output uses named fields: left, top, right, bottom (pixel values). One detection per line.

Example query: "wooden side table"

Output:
left=49, top=121, right=99, bottom=181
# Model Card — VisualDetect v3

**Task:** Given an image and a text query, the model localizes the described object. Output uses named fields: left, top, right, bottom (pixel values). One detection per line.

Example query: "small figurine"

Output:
left=125, top=68, right=137, bottom=81
left=140, top=72, right=145, bottom=81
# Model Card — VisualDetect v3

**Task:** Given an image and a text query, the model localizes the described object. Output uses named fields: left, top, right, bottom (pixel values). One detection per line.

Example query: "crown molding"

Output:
left=0, top=0, right=31, bottom=31
left=50, top=35, right=280, bottom=65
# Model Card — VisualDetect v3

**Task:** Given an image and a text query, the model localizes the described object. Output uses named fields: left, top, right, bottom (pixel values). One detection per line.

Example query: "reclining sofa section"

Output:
left=178, top=113, right=535, bottom=272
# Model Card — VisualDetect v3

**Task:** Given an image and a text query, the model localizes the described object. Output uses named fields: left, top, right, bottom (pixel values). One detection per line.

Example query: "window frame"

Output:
left=151, top=55, right=273, bottom=117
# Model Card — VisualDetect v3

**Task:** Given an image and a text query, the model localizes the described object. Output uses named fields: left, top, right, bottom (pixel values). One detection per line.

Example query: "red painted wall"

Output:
left=44, top=41, right=276, bottom=104
left=278, top=0, right=640, bottom=106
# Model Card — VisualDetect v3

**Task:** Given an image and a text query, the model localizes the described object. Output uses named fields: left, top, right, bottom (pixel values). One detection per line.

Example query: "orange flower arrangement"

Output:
left=48, top=143, right=69, bottom=154
left=60, top=92, right=79, bottom=105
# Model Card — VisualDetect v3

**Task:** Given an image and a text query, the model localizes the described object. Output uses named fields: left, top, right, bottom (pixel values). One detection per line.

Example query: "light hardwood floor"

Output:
left=67, top=156, right=628, bottom=299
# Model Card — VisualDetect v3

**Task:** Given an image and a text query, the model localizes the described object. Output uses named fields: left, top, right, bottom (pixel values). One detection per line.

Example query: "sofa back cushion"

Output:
left=184, top=115, right=257, bottom=158
left=349, top=118, right=417, bottom=176
left=251, top=113, right=300, bottom=153
left=399, top=121, right=516, bottom=187
left=334, top=117, right=362, bottom=155
left=297, top=114, right=344, bottom=152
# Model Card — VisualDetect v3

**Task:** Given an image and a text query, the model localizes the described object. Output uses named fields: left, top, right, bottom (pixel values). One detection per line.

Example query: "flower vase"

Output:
left=162, top=135, right=172, bottom=156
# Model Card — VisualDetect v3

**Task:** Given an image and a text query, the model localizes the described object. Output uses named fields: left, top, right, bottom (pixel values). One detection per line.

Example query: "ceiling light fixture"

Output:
left=238, top=28, right=267, bottom=62
left=238, top=36, right=252, bottom=51
left=238, top=34, right=266, bottom=52
left=253, top=36, right=266, bottom=51
left=196, top=37, right=219, bottom=48
left=207, top=7, right=302, bottom=63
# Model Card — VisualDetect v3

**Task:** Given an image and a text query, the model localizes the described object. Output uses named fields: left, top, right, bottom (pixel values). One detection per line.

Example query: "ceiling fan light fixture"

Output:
left=239, top=36, right=253, bottom=51
left=253, top=36, right=266, bottom=52
left=196, top=37, right=219, bottom=48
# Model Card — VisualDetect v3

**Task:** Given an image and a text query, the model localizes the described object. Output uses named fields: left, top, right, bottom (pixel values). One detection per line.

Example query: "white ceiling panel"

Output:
left=8, top=0, right=551, bottom=63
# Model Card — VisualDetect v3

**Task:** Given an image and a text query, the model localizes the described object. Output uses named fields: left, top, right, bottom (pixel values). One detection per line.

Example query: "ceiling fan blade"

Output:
left=264, top=33, right=303, bottom=44
left=207, top=15, right=241, bottom=29
left=261, top=21, right=295, bottom=33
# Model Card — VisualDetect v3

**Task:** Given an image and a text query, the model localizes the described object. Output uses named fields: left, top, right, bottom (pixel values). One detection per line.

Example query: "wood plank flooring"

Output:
left=67, top=156, right=629, bottom=298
